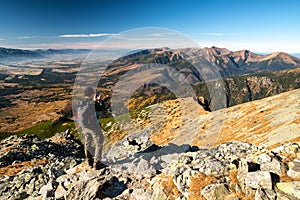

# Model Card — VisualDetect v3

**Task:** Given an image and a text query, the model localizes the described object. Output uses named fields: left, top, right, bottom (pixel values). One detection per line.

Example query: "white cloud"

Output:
left=0, top=38, right=4, bottom=41
left=58, top=33, right=118, bottom=38
left=10, top=42, right=99, bottom=49
left=149, top=33, right=162, bottom=37
left=17, top=36, right=36, bottom=39
left=17, top=36, right=48, bottom=39
left=205, top=33, right=225, bottom=36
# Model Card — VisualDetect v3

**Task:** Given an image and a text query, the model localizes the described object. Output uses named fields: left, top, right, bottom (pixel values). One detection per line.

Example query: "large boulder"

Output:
left=277, top=181, right=300, bottom=199
left=259, top=153, right=286, bottom=176
left=245, top=171, right=272, bottom=190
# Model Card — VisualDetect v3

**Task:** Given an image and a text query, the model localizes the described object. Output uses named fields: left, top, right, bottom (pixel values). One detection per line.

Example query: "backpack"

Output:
left=75, top=99, right=100, bottom=129
left=75, top=100, right=89, bottom=128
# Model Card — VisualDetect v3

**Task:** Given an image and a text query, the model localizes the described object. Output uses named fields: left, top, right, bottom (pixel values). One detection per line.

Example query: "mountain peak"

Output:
left=210, top=46, right=231, bottom=55
left=259, top=52, right=300, bottom=65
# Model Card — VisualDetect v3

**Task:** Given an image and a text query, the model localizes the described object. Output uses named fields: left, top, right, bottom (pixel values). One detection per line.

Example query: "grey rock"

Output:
left=201, top=184, right=230, bottom=200
left=242, top=185, right=257, bottom=196
left=237, top=159, right=260, bottom=183
left=287, top=159, right=300, bottom=179
left=39, top=179, right=58, bottom=199
left=0, top=133, right=85, bottom=200
left=54, top=184, right=67, bottom=199
left=256, top=153, right=286, bottom=176
left=261, top=158, right=285, bottom=176
left=151, top=187, right=168, bottom=200
left=265, top=189, right=277, bottom=200
left=255, top=188, right=269, bottom=200
left=277, top=181, right=300, bottom=199
left=2, top=134, right=298, bottom=199
left=66, top=178, right=102, bottom=200
left=245, top=171, right=272, bottom=190
left=130, top=189, right=152, bottom=200
left=257, top=153, right=272, bottom=163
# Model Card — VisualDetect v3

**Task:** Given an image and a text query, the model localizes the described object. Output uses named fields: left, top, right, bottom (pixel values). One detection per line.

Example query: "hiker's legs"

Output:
left=83, top=129, right=94, bottom=167
left=91, top=128, right=104, bottom=164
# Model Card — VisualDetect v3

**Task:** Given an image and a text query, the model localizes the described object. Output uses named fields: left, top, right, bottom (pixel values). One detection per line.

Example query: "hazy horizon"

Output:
left=2, top=45, right=300, bottom=58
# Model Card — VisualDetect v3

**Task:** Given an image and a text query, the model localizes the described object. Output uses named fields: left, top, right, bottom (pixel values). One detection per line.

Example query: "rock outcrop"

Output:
left=0, top=132, right=85, bottom=200
left=1, top=132, right=300, bottom=199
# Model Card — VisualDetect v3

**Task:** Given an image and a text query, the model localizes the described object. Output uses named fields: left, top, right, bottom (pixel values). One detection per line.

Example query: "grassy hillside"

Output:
left=0, top=117, right=77, bottom=141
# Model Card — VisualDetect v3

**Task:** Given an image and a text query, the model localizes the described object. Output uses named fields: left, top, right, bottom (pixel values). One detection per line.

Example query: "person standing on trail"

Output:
left=81, top=86, right=106, bottom=170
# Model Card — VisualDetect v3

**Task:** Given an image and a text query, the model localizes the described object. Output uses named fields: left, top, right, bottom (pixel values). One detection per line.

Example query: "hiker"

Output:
left=81, top=86, right=106, bottom=170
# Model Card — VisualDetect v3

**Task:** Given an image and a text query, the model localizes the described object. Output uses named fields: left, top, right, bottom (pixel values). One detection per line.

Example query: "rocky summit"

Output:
left=1, top=129, right=300, bottom=199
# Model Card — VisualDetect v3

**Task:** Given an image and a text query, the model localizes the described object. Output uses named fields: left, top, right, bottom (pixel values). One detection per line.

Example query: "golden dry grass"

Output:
left=161, top=175, right=182, bottom=200
left=0, top=159, right=48, bottom=178
left=150, top=98, right=207, bottom=146
left=187, top=172, right=217, bottom=200
left=150, top=173, right=181, bottom=200
left=0, top=99, right=69, bottom=133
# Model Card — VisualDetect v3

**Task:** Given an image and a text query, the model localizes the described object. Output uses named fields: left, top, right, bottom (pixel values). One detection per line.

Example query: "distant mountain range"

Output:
left=0, top=47, right=90, bottom=61
left=198, top=46, right=300, bottom=76
left=98, top=46, right=300, bottom=111
left=109, top=46, right=300, bottom=79
left=1, top=46, right=300, bottom=64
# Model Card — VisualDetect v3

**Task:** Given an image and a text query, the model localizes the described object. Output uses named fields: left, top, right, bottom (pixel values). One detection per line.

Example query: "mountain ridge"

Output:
left=105, top=46, right=300, bottom=80
left=98, top=46, right=300, bottom=112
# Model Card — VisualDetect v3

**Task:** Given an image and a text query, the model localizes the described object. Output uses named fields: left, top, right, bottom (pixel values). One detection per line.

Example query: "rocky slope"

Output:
left=1, top=129, right=300, bottom=199
left=105, top=88, right=300, bottom=149
left=0, top=88, right=299, bottom=199
left=0, top=132, right=85, bottom=199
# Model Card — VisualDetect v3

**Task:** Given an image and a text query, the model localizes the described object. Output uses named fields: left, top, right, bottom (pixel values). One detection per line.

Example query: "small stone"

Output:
left=55, top=185, right=67, bottom=199
left=257, top=153, right=272, bottom=163
left=122, top=140, right=129, bottom=147
left=255, top=188, right=268, bottom=200
left=130, top=189, right=152, bottom=200
left=26, top=177, right=36, bottom=194
left=242, top=185, right=256, bottom=196
left=31, top=144, right=39, bottom=151
left=287, top=160, right=300, bottom=179
left=265, top=189, right=277, bottom=200
left=201, top=184, right=230, bottom=200
left=136, top=158, right=156, bottom=178
left=151, top=187, right=167, bottom=200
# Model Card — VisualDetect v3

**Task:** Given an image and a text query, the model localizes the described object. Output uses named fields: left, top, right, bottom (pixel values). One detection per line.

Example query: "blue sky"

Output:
left=0, top=0, right=299, bottom=52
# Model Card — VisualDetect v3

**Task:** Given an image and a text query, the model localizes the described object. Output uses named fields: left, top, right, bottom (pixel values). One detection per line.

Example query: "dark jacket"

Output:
left=82, top=98, right=102, bottom=130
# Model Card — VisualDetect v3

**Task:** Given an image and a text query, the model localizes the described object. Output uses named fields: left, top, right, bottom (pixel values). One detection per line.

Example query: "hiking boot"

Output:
left=87, top=158, right=94, bottom=167
left=94, top=161, right=107, bottom=170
